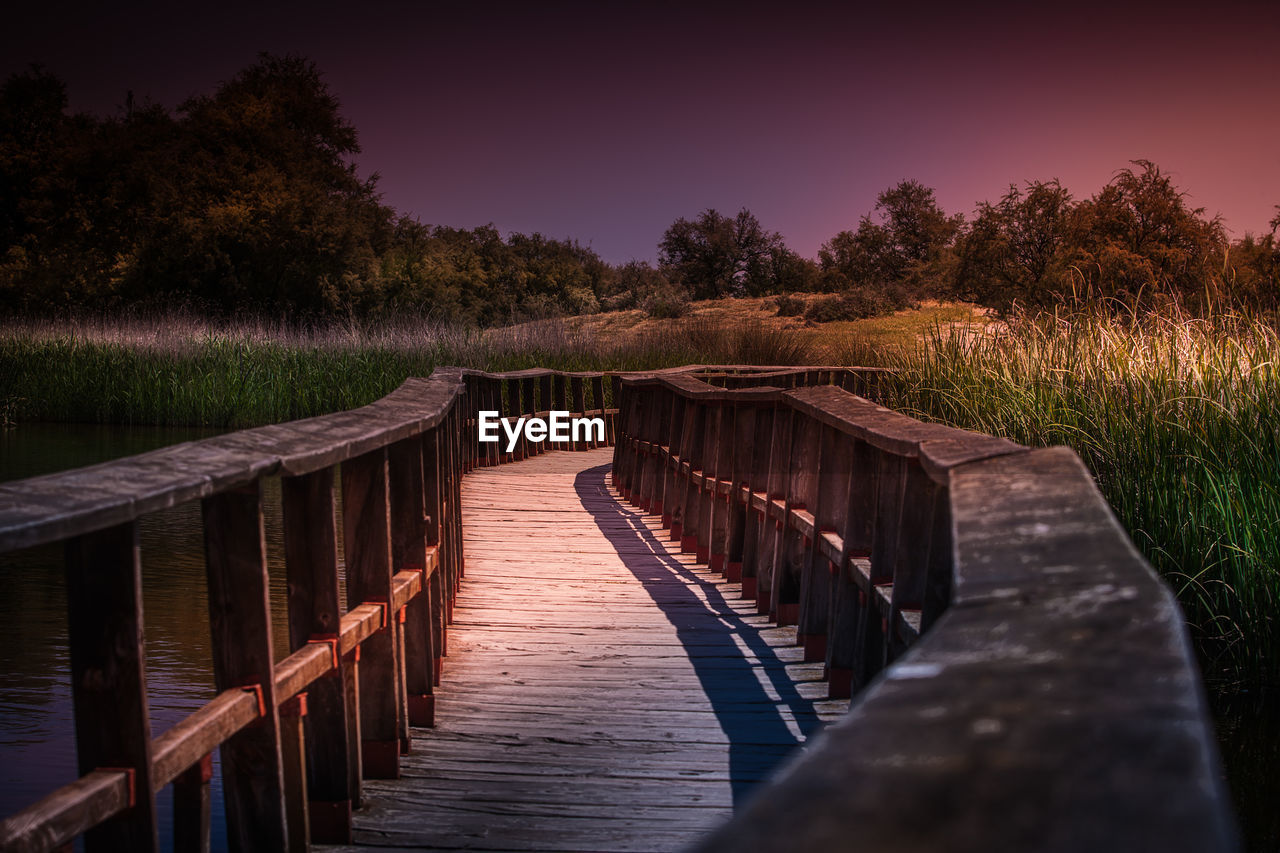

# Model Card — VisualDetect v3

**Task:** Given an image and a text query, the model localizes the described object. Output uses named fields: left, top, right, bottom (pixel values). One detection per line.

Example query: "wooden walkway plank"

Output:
left=324, top=448, right=845, bottom=852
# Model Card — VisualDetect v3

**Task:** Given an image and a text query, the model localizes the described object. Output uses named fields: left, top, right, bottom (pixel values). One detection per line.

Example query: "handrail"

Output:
left=0, top=365, right=651, bottom=852
left=611, top=372, right=1238, bottom=851
left=0, top=363, right=1237, bottom=851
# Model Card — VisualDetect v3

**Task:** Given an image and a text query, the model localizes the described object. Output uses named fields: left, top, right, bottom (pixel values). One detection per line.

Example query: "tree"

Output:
left=1225, top=206, right=1280, bottom=311
left=1067, top=161, right=1226, bottom=309
left=818, top=180, right=959, bottom=295
left=148, top=53, right=394, bottom=314
left=953, top=180, right=1075, bottom=312
left=658, top=208, right=790, bottom=299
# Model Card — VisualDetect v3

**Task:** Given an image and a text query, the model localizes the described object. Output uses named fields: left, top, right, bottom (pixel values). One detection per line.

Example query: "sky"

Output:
left=3, top=0, right=1278, bottom=264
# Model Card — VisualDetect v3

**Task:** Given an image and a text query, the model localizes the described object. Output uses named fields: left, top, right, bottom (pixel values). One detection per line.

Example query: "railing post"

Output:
left=202, top=482, right=289, bottom=851
left=708, top=400, right=735, bottom=575
left=389, top=436, right=437, bottom=728
left=608, top=375, right=622, bottom=447
left=724, top=401, right=756, bottom=584
left=826, top=437, right=875, bottom=698
left=774, top=410, right=817, bottom=627
left=173, top=754, right=212, bottom=852
left=660, top=393, right=685, bottom=532
left=885, top=460, right=939, bottom=659
left=759, top=406, right=793, bottom=618
left=423, top=428, right=448, bottom=684
left=571, top=377, right=587, bottom=451
left=740, top=402, right=775, bottom=604
left=64, top=521, right=159, bottom=853
left=342, top=449, right=403, bottom=780
left=855, top=451, right=906, bottom=684
left=590, top=375, right=607, bottom=448
left=282, top=466, right=356, bottom=843
left=615, top=384, right=640, bottom=499
left=798, top=422, right=843, bottom=663
left=677, top=401, right=705, bottom=554
left=637, top=387, right=664, bottom=513
left=279, top=694, right=309, bottom=853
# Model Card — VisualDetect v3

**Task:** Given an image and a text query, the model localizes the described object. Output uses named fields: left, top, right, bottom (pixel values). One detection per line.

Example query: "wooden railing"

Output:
left=0, top=364, right=1239, bottom=851
left=0, top=366, right=624, bottom=853
left=612, top=368, right=1239, bottom=852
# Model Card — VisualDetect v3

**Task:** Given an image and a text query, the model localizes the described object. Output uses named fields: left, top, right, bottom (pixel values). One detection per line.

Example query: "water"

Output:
left=0, top=423, right=305, bottom=850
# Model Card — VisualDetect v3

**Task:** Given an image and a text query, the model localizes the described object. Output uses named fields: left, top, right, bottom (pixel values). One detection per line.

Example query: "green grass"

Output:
left=860, top=309, right=1280, bottom=689
left=4, top=306, right=1277, bottom=688
left=0, top=313, right=817, bottom=427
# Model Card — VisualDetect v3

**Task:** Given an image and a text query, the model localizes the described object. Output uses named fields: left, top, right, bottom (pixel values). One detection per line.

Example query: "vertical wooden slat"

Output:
left=571, top=377, right=587, bottom=451
left=798, top=423, right=843, bottom=663
left=708, top=402, right=735, bottom=575
left=724, top=403, right=757, bottom=583
left=854, top=452, right=905, bottom=683
left=608, top=375, right=622, bottom=446
left=279, top=697, right=309, bottom=853
left=661, top=394, right=686, bottom=531
left=172, top=754, right=212, bottom=853
left=741, top=402, right=775, bottom=603
left=202, top=483, right=289, bottom=851
left=64, top=521, right=159, bottom=853
left=342, top=449, right=402, bottom=780
left=423, top=428, right=447, bottom=688
left=281, top=467, right=355, bottom=842
left=591, top=375, right=607, bottom=448
left=760, top=406, right=793, bottom=618
left=389, top=437, right=436, bottom=728
left=826, top=436, right=876, bottom=697
left=678, top=402, right=705, bottom=553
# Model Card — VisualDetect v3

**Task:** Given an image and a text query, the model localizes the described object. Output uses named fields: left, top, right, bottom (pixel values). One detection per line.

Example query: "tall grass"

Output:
left=5, top=306, right=1276, bottom=686
left=859, top=309, right=1280, bottom=689
left=0, top=313, right=814, bottom=427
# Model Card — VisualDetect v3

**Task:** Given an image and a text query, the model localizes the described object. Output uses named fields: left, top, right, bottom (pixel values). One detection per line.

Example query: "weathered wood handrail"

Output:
left=611, top=371, right=1238, bottom=851
left=0, top=366, right=638, bottom=852
left=0, top=363, right=1238, bottom=851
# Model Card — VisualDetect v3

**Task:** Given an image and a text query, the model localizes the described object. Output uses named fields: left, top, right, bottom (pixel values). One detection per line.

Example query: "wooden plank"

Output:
left=342, top=449, right=402, bottom=780
left=172, top=754, right=212, bottom=853
left=281, top=467, right=355, bottom=842
left=63, top=521, right=159, bottom=853
left=389, top=437, right=435, bottom=729
left=0, top=770, right=133, bottom=853
left=344, top=448, right=839, bottom=851
left=202, top=482, right=289, bottom=851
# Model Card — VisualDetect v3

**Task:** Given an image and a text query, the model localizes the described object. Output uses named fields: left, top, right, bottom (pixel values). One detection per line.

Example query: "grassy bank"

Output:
left=3, top=305, right=1276, bottom=688
left=865, top=310, right=1280, bottom=689
left=0, top=311, right=821, bottom=427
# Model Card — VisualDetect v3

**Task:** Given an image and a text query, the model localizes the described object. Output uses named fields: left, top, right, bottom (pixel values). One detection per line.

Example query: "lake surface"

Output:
left=0, top=423, right=326, bottom=849
left=0, top=423, right=1276, bottom=850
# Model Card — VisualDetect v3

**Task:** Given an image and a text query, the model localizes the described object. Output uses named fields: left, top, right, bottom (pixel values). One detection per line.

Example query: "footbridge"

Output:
left=0, top=366, right=1237, bottom=851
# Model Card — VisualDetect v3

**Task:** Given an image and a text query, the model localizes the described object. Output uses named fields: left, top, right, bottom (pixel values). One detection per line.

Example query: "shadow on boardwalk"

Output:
left=574, top=462, right=821, bottom=806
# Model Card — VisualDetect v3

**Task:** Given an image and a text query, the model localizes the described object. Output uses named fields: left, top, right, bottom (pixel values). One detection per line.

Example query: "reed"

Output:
left=0, top=313, right=813, bottom=427
left=861, top=308, right=1280, bottom=688
left=5, top=306, right=1275, bottom=686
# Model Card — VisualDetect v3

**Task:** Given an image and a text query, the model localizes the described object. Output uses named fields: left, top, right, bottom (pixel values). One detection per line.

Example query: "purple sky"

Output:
left=4, top=1, right=1278, bottom=264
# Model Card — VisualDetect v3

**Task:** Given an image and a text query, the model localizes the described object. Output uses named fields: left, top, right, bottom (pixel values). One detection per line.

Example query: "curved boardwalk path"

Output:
left=327, top=448, right=846, bottom=852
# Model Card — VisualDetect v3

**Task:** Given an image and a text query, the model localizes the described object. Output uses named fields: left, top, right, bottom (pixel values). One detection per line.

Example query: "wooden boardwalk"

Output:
left=330, top=448, right=846, bottom=852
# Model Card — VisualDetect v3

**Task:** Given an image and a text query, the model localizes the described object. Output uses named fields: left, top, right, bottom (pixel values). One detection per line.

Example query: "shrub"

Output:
left=643, top=286, right=690, bottom=319
left=774, top=294, right=807, bottom=317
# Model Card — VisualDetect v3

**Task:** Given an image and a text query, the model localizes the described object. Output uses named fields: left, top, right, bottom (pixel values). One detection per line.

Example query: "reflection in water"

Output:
left=0, top=423, right=346, bottom=849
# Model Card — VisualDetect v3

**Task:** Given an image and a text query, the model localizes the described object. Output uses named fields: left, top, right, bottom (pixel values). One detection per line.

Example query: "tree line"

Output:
left=3, top=55, right=1277, bottom=322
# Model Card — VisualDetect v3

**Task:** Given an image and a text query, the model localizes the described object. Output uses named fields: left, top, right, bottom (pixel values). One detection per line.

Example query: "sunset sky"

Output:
left=4, top=0, right=1278, bottom=263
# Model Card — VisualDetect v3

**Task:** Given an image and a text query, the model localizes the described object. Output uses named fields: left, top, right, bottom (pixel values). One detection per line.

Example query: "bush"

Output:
left=774, top=294, right=807, bottom=316
left=643, top=286, right=689, bottom=319
left=803, top=286, right=915, bottom=322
